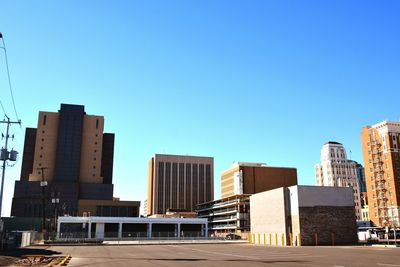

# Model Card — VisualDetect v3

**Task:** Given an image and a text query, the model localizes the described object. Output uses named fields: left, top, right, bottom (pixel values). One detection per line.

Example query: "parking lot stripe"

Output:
left=378, top=264, right=400, bottom=267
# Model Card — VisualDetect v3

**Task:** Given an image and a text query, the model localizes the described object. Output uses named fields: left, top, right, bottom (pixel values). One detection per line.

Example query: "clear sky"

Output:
left=0, top=1, right=399, bottom=216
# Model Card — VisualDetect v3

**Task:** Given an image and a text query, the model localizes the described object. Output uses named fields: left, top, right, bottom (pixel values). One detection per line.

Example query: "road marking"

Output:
left=378, top=264, right=400, bottom=267
left=168, top=245, right=261, bottom=259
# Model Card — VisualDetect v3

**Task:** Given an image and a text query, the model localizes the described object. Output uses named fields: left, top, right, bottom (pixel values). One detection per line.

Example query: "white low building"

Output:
left=57, top=216, right=208, bottom=239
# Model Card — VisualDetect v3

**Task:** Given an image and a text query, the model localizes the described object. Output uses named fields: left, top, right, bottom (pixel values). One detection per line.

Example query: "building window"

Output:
left=43, top=115, right=47, bottom=125
left=96, top=119, right=99, bottom=129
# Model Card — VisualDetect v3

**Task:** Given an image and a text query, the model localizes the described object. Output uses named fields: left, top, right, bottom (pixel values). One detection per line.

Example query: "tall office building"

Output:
left=355, top=162, right=367, bottom=193
left=221, top=162, right=297, bottom=198
left=361, top=121, right=400, bottom=227
left=11, top=104, right=139, bottom=218
left=147, top=154, right=213, bottom=216
left=315, top=142, right=361, bottom=220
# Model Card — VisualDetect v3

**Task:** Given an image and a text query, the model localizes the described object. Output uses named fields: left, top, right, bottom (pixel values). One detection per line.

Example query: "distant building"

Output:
left=355, top=162, right=367, bottom=193
left=250, top=185, right=358, bottom=246
left=147, top=154, right=214, bottom=216
left=360, top=192, right=370, bottom=221
left=11, top=104, right=139, bottom=221
left=361, top=121, right=400, bottom=227
left=221, top=162, right=297, bottom=198
left=196, top=194, right=250, bottom=237
left=315, top=142, right=361, bottom=220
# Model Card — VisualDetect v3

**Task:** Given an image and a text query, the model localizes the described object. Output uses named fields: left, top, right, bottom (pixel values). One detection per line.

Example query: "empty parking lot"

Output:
left=39, top=243, right=400, bottom=267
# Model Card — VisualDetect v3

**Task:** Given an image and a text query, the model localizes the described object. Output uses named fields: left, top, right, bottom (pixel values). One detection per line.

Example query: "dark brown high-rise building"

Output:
left=11, top=104, right=139, bottom=219
left=147, top=154, right=214, bottom=216
left=221, top=162, right=298, bottom=198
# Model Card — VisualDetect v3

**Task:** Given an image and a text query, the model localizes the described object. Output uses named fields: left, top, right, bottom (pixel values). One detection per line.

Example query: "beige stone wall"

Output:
left=29, top=112, right=59, bottom=182
left=79, top=115, right=104, bottom=183
left=250, top=187, right=288, bottom=246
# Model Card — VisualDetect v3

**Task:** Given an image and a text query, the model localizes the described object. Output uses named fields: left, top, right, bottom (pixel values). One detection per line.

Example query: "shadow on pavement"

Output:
left=0, top=247, right=62, bottom=257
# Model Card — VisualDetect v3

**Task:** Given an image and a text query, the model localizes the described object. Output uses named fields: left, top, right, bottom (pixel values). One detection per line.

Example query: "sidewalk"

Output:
left=103, top=239, right=248, bottom=245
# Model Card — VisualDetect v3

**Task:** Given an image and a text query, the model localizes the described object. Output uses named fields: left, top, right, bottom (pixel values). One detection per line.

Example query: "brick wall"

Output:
left=299, top=206, right=357, bottom=245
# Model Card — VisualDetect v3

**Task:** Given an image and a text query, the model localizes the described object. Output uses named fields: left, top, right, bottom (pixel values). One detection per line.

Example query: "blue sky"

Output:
left=0, top=1, right=399, bottom=216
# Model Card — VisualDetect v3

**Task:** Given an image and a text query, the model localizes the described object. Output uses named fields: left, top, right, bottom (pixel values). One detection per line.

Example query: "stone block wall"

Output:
left=299, top=206, right=357, bottom=246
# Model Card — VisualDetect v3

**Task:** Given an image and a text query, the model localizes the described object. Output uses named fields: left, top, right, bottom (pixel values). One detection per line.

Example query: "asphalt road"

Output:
left=42, top=244, right=400, bottom=267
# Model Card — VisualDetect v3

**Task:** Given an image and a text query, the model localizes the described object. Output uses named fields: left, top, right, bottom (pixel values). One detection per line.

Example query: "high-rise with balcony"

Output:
left=361, top=121, right=400, bottom=227
left=315, top=142, right=361, bottom=220
left=147, top=154, right=214, bottom=216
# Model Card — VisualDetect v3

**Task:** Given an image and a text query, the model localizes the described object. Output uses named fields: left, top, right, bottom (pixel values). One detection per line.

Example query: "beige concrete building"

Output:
left=361, top=121, right=400, bottom=227
left=250, top=186, right=357, bottom=246
left=147, top=154, right=214, bottom=216
left=11, top=104, right=139, bottom=220
left=315, top=142, right=361, bottom=220
left=221, top=162, right=297, bottom=198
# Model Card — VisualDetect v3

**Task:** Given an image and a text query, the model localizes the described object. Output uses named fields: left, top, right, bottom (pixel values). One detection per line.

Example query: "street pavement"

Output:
left=39, top=243, right=400, bottom=267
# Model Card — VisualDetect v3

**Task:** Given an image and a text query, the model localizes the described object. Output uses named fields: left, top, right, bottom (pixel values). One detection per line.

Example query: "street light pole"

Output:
left=51, top=193, right=59, bottom=233
left=38, top=167, right=48, bottom=232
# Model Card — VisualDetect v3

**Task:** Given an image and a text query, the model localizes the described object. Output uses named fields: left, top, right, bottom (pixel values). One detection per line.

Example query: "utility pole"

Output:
left=38, top=167, right=48, bottom=232
left=0, top=116, right=21, bottom=218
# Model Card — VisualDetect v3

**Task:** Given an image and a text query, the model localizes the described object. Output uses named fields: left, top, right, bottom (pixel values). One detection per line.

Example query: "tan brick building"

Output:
left=221, top=162, right=297, bottom=198
left=11, top=104, right=139, bottom=220
left=147, top=154, right=214, bottom=216
left=361, top=121, right=400, bottom=227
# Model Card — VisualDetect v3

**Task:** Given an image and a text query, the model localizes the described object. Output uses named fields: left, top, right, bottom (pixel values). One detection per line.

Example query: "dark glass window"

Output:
left=186, top=164, right=192, bottom=210
left=192, top=164, right=198, bottom=210
left=206, top=164, right=211, bottom=201
left=199, top=164, right=205, bottom=204
left=157, top=162, right=164, bottom=214
left=172, top=163, right=178, bottom=209
left=43, top=115, right=47, bottom=125
left=165, top=162, right=171, bottom=211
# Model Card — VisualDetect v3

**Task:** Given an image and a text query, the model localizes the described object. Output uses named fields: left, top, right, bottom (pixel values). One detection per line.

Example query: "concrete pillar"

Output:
left=56, top=222, right=61, bottom=239
left=88, top=223, right=92, bottom=239
left=95, top=223, right=105, bottom=239
left=118, top=223, right=123, bottom=239
left=204, top=223, right=208, bottom=237
left=177, top=224, right=181, bottom=238
left=147, top=223, right=152, bottom=239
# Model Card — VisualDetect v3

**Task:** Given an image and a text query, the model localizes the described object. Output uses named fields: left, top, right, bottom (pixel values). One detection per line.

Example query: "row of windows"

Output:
left=156, top=162, right=212, bottom=214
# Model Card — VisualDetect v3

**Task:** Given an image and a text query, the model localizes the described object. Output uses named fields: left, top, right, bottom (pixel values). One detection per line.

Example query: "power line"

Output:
left=0, top=100, right=7, bottom=118
left=0, top=32, right=20, bottom=122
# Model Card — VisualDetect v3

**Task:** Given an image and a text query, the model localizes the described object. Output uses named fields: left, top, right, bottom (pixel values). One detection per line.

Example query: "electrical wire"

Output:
left=1, top=35, right=20, bottom=122
left=0, top=100, right=7, bottom=118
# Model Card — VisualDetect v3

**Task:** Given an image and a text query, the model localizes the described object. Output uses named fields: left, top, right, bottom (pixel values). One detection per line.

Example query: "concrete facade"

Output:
left=315, top=142, right=361, bottom=220
left=196, top=194, right=250, bottom=237
left=147, top=154, right=214, bottom=216
left=11, top=104, right=139, bottom=221
left=250, top=185, right=357, bottom=246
